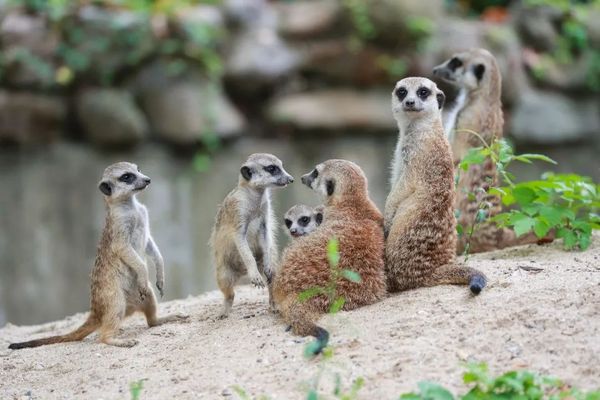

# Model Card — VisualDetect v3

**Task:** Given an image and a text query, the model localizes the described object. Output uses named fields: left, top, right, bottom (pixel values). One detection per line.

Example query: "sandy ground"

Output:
left=1, top=236, right=599, bottom=400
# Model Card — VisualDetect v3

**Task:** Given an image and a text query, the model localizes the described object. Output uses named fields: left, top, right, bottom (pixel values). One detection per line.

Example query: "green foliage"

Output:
left=342, top=0, right=377, bottom=41
left=457, top=135, right=598, bottom=252
left=399, top=363, right=600, bottom=399
left=130, top=380, right=145, bottom=400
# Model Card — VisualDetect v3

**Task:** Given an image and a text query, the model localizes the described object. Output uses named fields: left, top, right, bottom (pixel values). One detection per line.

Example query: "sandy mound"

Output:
left=1, top=237, right=599, bottom=399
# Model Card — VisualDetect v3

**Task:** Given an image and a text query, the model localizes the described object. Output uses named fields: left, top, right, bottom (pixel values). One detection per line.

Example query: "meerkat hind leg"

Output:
left=99, top=315, right=138, bottom=347
left=142, top=288, right=188, bottom=327
left=217, top=266, right=238, bottom=319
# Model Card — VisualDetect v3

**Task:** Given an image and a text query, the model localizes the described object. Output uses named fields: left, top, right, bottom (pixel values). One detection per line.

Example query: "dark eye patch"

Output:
left=395, top=87, right=408, bottom=101
left=284, top=219, right=292, bottom=229
left=315, top=212, right=323, bottom=225
left=417, top=87, right=431, bottom=99
left=473, top=64, right=485, bottom=81
left=264, top=165, right=280, bottom=175
left=119, top=173, right=136, bottom=184
left=326, top=180, right=335, bottom=196
left=448, top=57, right=463, bottom=70
left=311, top=169, right=318, bottom=179
left=299, top=216, right=310, bottom=227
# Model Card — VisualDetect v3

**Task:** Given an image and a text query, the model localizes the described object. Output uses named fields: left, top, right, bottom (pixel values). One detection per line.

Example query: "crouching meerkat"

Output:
left=385, top=77, right=486, bottom=294
left=433, top=48, right=546, bottom=254
left=273, top=160, right=386, bottom=354
left=210, top=153, right=294, bottom=318
left=9, top=162, right=187, bottom=350
left=283, top=204, right=324, bottom=239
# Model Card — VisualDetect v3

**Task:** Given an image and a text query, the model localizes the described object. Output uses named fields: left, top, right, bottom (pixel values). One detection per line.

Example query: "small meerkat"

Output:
left=274, top=160, right=386, bottom=355
left=433, top=48, right=545, bottom=254
left=9, top=162, right=186, bottom=350
left=283, top=204, right=324, bottom=239
left=210, top=153, right=294, bottom=318
left=385, top=77, right=486, bottom=294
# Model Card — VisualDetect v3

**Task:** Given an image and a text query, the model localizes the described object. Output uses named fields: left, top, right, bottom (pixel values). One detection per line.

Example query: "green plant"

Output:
left=457, top=135, right=599, bottom=252
left=130, top=379, right=145, bottom=400
left=400, top=363, right=600, bottom=399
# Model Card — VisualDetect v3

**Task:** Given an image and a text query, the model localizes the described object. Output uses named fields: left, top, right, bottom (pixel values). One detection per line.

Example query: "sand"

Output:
left=1, top=236, right=599, bottom=400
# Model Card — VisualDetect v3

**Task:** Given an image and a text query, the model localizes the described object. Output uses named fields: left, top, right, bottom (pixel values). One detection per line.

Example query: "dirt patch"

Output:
left=1, top=236, right=599, bottom=399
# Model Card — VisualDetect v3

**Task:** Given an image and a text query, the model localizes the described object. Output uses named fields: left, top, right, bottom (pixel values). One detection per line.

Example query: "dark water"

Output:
left=0, top=137, right=598, bottom=326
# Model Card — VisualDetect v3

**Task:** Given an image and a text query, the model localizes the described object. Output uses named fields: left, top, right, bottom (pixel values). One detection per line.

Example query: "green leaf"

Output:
left=416, top=382, right=454, bottom=400
left=298, top=287, right=324, bottom=302
left=579, top=232, right=592, bottom=250
left=327, top=238, right=340, bottom=267
left=306, top=389, right=318, bottom=400
left=539, top=206, right=563, bottom=227
left=513, top=186, right=537, bottom=206
left=533, top=220, right=550, bottom=238
left=303, top=341, right=322, bottom=359
left=329, top=296, right=346, bottom=314
left=514, top=153, right=557, bottom=164
left=341, top=269, right=362, bottom=283
left=513, top=216, right=536, bottom=237
left=399, top=394, right=421, bottom=400
left=459, top=148, right=486, bottom=171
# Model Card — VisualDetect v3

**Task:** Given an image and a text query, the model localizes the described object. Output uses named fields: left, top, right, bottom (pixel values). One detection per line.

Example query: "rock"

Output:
left=514, top=4, right=562, bottom=52
left=523, top=50, right=597, bottom=93
left=584, top=8, right=600, bottom=49
left=0, top=91, right=65, bottom=144
left=133, top=61, right=245, bottom=144
left=268, top=89, right=394, bottom=132
left=76, top=88, right=148, bottom=148
left=173, top=4, right=225, bottom=44
left=274, top=0, right=342, bottom=39
left=510, top=89, right=600, bottom=144
left=0, top=12, right=59, bottom=87
left=360, top=0, right=444, bottom=47
left=223, top=0, right=276, bottom=29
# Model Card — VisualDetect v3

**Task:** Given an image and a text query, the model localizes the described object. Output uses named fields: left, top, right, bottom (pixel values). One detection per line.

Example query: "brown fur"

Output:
left=273, top=160, right=386, bottom=353
left=434, top=48, right=546, bottom=254
left=385, top=77, right=486, bottom=294
left=9, top=162, right=187, bottom=350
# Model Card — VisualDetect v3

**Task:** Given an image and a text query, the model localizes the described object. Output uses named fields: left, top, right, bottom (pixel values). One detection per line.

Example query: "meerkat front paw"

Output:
left=248, top=271, right=265, bottom=288
left=156, top=280, right=164, bottom=297
left=139, top=286, right=151, bottom=301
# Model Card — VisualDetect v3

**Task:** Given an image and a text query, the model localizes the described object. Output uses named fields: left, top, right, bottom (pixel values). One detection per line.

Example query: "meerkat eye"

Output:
left=299, top=216, right=310, bottom=226
left=284, top=219, right=292, bottom=228
left=395, top=87, right=408, bottom=101
left=448, top=57, right=463, bottom=70
left=417, top=87, right=431, bottom=99
left=311, top=169, right=318, bottom=179
left=264, top=165, right=280, bottom=175
left=119, top=173, right=136, bottom=184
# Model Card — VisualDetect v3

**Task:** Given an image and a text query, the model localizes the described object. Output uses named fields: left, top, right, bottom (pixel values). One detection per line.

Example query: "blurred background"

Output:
left=0, top=0, right=598, bottom=326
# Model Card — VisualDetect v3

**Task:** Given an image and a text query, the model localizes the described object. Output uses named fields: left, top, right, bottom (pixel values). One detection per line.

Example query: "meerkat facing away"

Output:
left=283, top=204, right=324, bottom=239
left=274, top=160, right=386, bottom=355
left=433, top=48, right=546, bottom=254
left=210, top=153, right=294, bottom=318
left=9, top=162, right=187, bottom=350
left=385, top=77, right=486, bottom=294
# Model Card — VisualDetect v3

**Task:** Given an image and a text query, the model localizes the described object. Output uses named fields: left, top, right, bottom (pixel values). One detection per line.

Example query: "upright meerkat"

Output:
left=210, top=153, right=293, bottom=318
left=283, top=204, right=323, bottom=239
left=9, top=162, right=186, bottom=350
left=274, top=160, right=386, bottom=355
left=433, top=48, right=543, bottom=254
left=385, top=77, right=486, bottom=294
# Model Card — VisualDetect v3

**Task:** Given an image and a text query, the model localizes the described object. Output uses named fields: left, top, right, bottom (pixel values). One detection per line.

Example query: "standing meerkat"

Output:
left=210, top=153, right=294, bottom=318
left=273, top=160, right=386, bottom=355
left=385, top=77, right=486, bottom=294
left=9, top=162, right=187, bottom=350
left=433, top=48, right=543, bottom=254
left=283, top=204, right=323, bottom=239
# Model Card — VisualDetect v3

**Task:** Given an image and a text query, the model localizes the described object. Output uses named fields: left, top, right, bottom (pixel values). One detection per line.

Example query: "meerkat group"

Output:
left=11, top=48, right=540, bottom=353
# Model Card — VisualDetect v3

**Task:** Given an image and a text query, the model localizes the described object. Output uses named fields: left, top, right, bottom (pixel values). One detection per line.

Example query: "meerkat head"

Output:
left=284, top=204, right=323, bottom=239
left=239, top=153, right=294, bottom=189
left=98, top=162, right=151, bottom=202
left=301, top=159, right=367, bottom=205
left=392, top=77, right=445, bottom=124
left=432, top=48, right=500, bottom=93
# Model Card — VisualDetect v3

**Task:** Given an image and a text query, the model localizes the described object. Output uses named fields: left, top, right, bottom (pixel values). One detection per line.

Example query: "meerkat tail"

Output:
left=281, top=298, right=329, bottom=356
left=8, top=316, right=99, bottom=350
left=429, top=264, right=487, bottom=295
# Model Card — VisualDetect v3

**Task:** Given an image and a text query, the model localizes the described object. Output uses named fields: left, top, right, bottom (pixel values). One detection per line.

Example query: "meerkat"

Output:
left=385, top=77, right=486, bottom=294
left=273, top=160, right=386, bottom=355
left=9, top=162, right=187, bottom=350
left=210, top=153, right=294, bottom=318
left=283, top=204, right=323, bottom=239
left=433, top=48, right=547, bottom=254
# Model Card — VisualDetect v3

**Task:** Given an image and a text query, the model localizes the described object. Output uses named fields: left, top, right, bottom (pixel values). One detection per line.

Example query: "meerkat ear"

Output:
left=240, top=166, right=252, bottom=181
left=315, top=212, right=323, bottom=225
left=326, top=180, right=335, bottom=196
left=473, top=64, right=485, bottom=82
left=99, top=181, right=112, bottom=196
left=436, top=90, right=445, bottom=110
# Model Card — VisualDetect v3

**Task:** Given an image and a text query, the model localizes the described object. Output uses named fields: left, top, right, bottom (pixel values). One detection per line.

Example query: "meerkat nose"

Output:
left=144, top=178, right=151, bottom=185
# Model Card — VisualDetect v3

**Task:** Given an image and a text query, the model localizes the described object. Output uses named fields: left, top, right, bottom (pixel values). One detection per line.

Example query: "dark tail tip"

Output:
left=469, top=274, right=486, bottom=295
left=308, top=327, right=330, bottom=356
left=9, top=342, right=26, bottom=350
